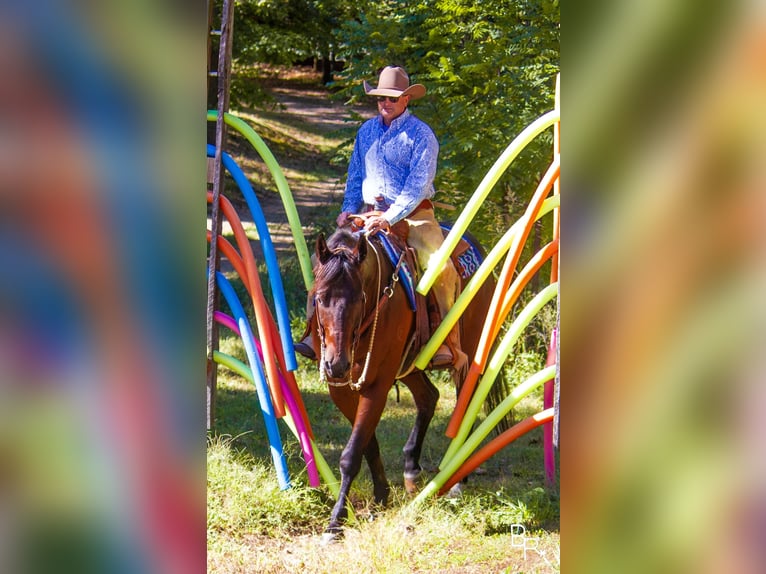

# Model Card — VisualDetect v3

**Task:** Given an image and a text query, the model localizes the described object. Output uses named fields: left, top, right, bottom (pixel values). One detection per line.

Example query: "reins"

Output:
left=318, top=233, right=403, bottom=390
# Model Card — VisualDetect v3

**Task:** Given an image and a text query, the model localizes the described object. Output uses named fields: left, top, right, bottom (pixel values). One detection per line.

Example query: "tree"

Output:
left=217, top=0, right=560, bottom=249
left=208, top=0, right=357, bottom=108
left=335, top=0, right=560, bottom=248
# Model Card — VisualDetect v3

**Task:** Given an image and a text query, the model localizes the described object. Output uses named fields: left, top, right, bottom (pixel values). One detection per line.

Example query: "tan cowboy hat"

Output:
left=363, top=66, right=426, bottom=100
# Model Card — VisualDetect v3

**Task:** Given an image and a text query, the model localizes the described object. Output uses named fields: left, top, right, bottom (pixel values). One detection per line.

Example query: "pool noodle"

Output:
left=414, top=195, right=559, bottom=369
left=207, top=144, right=297, bottom=371
left=438, top=408, right=554, bottom=496
left=206, top=111, right=313, bottom=290
left=208, top=191, right=285, bottom=417
left=440, top=283, right=558, bottom=467
left=442, top=160, right=558, bottom=436
left=471, top=159, right=560, bottom=377
left=412, top=367, right=554, bottom=506
left=444, top=239, right=558, bottom=438
left=213, top=311, right=318, bottom=483
left=417, top=109, right=559, bottom=295
left=215, top=271, right=290, bottom=489
left=212, top=350, right=337, bottom=492
left=211, top=225, right=311, bottom=433
left=214, top=310, right=240, bottom=335
left=543, top=329, right=557, bottom=486
left=207, top=231, right=251, bottom=293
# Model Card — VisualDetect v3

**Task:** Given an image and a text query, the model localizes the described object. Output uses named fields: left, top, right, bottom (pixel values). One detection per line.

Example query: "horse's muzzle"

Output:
left=323, top=356, right=351, bottom=382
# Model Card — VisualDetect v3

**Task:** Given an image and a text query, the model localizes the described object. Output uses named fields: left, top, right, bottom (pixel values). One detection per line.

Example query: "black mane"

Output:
left=314, top=229, right=365, bottom=288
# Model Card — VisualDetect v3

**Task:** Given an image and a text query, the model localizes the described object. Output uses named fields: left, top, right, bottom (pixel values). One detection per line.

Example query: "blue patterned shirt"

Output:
left=341, top=109, right=438, bottom=225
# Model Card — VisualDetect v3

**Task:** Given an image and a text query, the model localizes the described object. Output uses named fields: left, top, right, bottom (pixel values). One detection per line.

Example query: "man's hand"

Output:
left=363, top=215, right=390, bottom=235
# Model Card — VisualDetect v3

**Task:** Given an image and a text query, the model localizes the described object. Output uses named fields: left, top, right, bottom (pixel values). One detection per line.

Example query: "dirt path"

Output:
left=223, top=67, right=373, bottom=257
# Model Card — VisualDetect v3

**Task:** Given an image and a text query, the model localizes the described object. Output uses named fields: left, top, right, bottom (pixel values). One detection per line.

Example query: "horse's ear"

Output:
left=316, top=233, right=331, bottom=264
left=356, top=235, right=367, bottom=263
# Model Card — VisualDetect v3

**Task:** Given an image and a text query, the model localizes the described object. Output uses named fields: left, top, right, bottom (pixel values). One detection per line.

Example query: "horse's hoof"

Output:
left=404, top=470, right=422, bottom=495
left=319, top=531, right=342, bottom=546
left=447, top=482, right=463, bottom=498
left=404, top=476, right=419, bottom=495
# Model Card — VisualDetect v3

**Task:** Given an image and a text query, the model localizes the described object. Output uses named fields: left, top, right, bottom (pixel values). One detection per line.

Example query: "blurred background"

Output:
left=1, top=0, right=764, bottom=572
left=0, top=2, right=206, bottom=573
left=566, top=0, right=766, bottom=572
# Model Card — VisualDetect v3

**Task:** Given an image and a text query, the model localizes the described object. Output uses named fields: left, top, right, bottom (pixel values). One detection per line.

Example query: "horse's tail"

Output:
left=483, top=351, right=514, bottom=434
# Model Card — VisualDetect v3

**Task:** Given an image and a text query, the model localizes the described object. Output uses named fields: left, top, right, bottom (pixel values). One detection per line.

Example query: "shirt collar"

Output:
left=378, top=108, right=411, bottom=130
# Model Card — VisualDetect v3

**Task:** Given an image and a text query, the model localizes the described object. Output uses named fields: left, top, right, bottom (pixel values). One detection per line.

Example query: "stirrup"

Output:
left=430, top=344, right=454, bottom=368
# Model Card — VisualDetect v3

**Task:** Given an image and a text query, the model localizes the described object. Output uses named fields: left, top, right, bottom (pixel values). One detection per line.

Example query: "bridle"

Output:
left=316, top=233, right=404, bottom=390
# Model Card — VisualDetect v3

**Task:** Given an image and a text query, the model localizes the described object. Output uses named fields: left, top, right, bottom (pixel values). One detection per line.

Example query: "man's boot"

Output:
left=431, top=342, right=454, bottom=367
left=294, top=335, right=316, bottom=360
left=294, top=302, right=317, bottom=360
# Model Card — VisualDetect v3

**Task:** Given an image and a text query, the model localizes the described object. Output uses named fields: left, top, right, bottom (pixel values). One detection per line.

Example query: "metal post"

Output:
left=206, top=0, right=234, bottom=430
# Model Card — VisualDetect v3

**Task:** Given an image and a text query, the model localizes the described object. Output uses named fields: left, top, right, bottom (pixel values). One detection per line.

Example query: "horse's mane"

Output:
left=314, top=229, right=366, bottom=288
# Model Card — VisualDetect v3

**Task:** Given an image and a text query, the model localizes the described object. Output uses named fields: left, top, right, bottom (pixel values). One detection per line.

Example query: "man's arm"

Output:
left=382, top=123, right=438, bottom=225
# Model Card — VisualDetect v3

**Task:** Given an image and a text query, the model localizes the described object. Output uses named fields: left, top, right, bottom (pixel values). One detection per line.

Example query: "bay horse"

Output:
left=310, top=224, right=495, bottom=542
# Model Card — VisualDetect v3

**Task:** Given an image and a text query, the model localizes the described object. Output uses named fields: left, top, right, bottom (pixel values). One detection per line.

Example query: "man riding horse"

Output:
left=296, top=65, right=465, bottom=370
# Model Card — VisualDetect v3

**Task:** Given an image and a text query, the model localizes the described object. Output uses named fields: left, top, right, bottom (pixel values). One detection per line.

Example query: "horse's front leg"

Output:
left=324, top=384, right=389, bottom=542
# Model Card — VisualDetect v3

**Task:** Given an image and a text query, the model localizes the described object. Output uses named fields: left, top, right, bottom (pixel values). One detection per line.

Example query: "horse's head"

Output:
left=313, top=230, right=369, bottom=382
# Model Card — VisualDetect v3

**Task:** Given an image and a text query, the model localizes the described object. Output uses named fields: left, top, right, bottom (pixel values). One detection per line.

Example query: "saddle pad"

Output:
left=375, top=232, right=418, bottom=311
left=371, top=226, right=485, bottom=310
left=439, top=224, right=484, bottom=279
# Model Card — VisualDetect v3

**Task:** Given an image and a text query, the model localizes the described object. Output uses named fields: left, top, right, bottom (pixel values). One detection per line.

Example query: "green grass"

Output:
left=208, top=356, right=559, bottom=573
left=208, top=67, right=559, bottom=573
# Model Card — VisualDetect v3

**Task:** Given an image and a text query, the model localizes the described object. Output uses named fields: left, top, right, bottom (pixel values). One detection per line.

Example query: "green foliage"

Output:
left=207, top=435, right=329, bottom=539
left=212, top=0, right=362, bottom=106
left=484, top=486, right=560, bottom=533
left=208, top=369, right=559, bottom=571
left=230, top=0, right=320, bottom=65
left=334, top=0, right=559, bottom=249
left=220, top=0, right=559, bottom=250
left=443, top=486, right=559, bottom=534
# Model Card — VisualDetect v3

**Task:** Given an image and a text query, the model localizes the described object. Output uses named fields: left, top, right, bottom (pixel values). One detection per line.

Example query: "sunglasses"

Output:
left=375, top=96, right=401, bottom=103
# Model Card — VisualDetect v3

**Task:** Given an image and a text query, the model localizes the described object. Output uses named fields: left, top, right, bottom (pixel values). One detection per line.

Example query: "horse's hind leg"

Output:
left=364, top=433, right=390, bottom=506
left=400, top=372, right=439, bottom=494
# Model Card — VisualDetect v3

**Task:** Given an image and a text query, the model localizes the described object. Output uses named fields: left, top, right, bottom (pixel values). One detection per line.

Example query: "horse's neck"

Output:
left=361, top=237, right=388, bottom=297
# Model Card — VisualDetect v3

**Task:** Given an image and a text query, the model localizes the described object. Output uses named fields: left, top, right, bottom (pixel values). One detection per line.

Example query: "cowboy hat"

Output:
left=363, top=66, right=426, bottom=100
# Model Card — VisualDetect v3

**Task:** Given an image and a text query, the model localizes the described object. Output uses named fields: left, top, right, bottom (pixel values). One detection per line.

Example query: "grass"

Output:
left=209, top=338, right=560, bottom=573
left=209, top=67, right=559, bottom=572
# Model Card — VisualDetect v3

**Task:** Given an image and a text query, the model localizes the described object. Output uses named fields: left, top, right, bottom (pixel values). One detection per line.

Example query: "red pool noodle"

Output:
left=218, top=194, right=285, bottom=416
left=207, top=230, right=250, bottom=294
left=447, top=160, right=560, bottom=438
left=208, top=192, right=285, bottom=417
left=438, top=408, right=554, bottom=496
left=490, top=240, right=559, bottom=344
left=471, top=159, right=560, bottom=371
left=208, top=199, right=311, bottom=434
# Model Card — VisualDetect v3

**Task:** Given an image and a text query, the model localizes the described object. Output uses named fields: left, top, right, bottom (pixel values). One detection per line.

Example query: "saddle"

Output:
left=299, top=214, right=484, bottom=372
left=372, top=220, right=484, bottom=372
